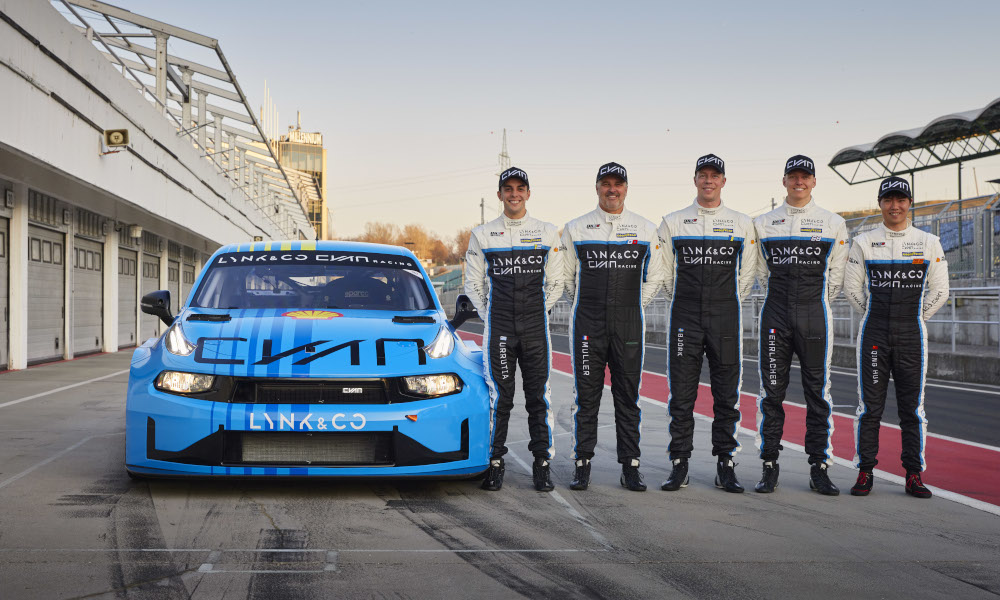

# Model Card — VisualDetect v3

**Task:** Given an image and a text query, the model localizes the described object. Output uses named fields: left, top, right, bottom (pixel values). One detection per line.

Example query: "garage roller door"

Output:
left=28, top=225, right=65, bottom=363
left=168, top=259, right=180, bottom=313
left=181, top=262, right=196, bottom=309
left=72, top=236, right=103, bottom=355
left=0, top=218, right=8, bottom=369
left=118, top=248, right=137, bottom=348
left=140, top=253, right=160, bottom=342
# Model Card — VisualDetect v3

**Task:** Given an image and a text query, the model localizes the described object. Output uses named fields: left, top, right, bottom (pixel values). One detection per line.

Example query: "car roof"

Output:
left=215, top=240, right=415, bottom=257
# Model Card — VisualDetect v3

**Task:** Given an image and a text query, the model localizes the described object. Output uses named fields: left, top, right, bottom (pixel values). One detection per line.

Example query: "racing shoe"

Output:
left=532, top=458, right=554, bottom=492
left=660, top=459, right=689, bottom=491
left=620, top=460, right=646, bottom=492
left=809, top=463, right=840, bottom=496
left=850, top=470, right=873, bottom=496
left=715, top=457, right=744, bottom=493
left=905, top=471, right=932, bottom=499
left=754, top=461, right=779, bottom=493
left=481, top=458, right=505, bottom=491
left=570, top=459, right=591, bottom=491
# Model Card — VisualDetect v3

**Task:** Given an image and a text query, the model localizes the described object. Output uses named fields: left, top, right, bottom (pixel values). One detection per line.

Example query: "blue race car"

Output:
left=125, top=241, right=488, bottom=478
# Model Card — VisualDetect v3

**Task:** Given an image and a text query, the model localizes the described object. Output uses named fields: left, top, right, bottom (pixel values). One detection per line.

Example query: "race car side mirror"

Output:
left=448, top=294, right=480, bottom=329
left=141, top=290, right=175, bottom=326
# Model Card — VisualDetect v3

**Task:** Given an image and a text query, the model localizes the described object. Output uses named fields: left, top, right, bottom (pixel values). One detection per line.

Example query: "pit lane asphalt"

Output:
left=460, top=322, right=1000, bottom=448
left=1, top=351, right=998, bottom=599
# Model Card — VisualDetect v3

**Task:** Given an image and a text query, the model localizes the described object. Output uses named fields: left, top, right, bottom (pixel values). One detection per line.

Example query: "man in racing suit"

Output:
left=658, top=154, right=758, bottom=494
left=561, top=162, right=665, bottom=492
left=843, top=176, right=948, bottom=499
left=753, top=155, right=849, bottom=495
left=465, top=167, right=565, bottom=492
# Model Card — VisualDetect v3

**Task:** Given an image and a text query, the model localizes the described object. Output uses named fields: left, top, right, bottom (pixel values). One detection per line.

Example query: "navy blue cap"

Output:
left=878, top=176, right=912, bottom=200
left=596, top=162, right=627, bottom=183
left=784, top=155, right=816, bottom=176
left=498, top=167, right=529, bottom=190
left=695, top=154, right=725, bottom=174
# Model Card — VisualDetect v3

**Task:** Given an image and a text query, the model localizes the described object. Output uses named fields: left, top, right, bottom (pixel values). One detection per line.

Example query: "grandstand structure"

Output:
left=0, top=0, right=316, bottom=370
left=830, top=97, right=1000, bottom=282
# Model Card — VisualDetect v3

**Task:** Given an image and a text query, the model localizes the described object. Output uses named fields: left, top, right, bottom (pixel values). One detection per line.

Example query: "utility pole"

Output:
left=771, top=197, right=775, bottom=210
left=480, top=198, right=485, bottom=225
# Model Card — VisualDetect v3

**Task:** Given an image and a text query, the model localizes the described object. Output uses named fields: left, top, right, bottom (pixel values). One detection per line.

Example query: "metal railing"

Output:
left=547, top=286, right=1000, bottom=355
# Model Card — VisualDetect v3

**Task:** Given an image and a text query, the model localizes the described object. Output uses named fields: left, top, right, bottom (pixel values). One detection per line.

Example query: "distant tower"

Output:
left=497, top=128, right=511, bottom=175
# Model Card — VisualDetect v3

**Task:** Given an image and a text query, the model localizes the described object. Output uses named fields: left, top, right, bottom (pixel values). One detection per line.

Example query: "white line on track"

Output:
left=507, top=451, right=612, bottom=549
left=0, top=369, right=129, bottom=409
left=545, top=369, right=1000, bottom=517
left=0, top=432, right=124, bottom=490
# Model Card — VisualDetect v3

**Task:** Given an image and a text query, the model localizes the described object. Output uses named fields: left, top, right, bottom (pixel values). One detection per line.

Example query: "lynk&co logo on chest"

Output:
left=683, top=218, right=698, bottom=225
left=585, top=248, right=642, bottom=269
left=586, top=224, right=601, bottom=229
left=870, top=268, right=925, bottom=289
left=769, top=245, right=822, bottom=266
left=771, top=218, right=786, bottom=226
left=490, top=253, right=544, bottom=276
left=248, top=411, right=367, bottom=431
left=767, top=328, right=778, bottom=386
left=580, top=335, right=590, bottom=376
left=680, top=245, right=735, bottom=265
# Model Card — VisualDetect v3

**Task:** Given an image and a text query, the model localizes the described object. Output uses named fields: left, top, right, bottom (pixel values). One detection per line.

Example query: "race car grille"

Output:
left=236, top=432, right=393, bottom=465
left=248, top=381, right=388, bottom=405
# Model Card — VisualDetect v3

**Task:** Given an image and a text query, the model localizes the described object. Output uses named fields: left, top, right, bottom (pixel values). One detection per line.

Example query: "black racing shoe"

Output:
left=754, top=461, right=779, bottom=494
left=905, top=471, right=932, bottom=499
left=620, top=465, right=647, bottom=492
left=570, top=459, right=591, bottom=491
left=532, top=458, right=554, bottom=492
left=660, top=459, right=690, bottom=491
left=481, top=458, right=505, bottom=491
left=850, top=470, right=873, bottom=496
left=715, top=457, right=744, bottom=493
left=809, top=463, right=840, bottom=496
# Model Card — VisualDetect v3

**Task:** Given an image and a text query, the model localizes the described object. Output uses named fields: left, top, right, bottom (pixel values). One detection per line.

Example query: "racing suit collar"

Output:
left=597, top=205, right=628, bottom=222
left=503, top=212, right=529, bottom=229
left=880, top=219, right=912, bottom=237
left=784, top=197, right=816, bottom=214
left=693, top=198, right=725, bottom=215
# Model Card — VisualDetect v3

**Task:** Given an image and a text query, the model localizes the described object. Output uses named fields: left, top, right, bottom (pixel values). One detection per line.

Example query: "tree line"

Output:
left=347, top=222, right=472, bottom=266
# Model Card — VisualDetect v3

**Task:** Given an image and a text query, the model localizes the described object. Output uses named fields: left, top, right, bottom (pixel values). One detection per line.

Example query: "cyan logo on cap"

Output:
left=502, top=168, right=527, bottom=181
left=786, top=158, right=814, bottom=171
left=599, top=164, right=626, bottom=178
left=881, top=179, right=910, bottom=193
left=697, top=156, right=724, bottom=169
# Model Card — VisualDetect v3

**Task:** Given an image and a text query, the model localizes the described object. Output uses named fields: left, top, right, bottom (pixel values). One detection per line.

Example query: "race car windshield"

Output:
left=190, top=250, right=435, bottom=311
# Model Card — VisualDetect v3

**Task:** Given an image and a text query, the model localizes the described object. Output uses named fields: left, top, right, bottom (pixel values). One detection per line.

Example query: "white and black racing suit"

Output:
left=465, top=213, right=565, bottom=460
left=659, top=200, right=758, bottom=460
left=843, top=222, right=949, bottom=473
left=753, top=199, right=849, bottom=466
left=561, top=206, right=665, bottom=464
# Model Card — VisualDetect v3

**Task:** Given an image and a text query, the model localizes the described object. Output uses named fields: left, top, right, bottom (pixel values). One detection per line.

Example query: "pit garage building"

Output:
left=1, top=0, right=316, bottom=370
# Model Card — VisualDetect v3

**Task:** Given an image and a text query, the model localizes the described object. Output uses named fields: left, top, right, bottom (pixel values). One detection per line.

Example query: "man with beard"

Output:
left=561, top=162, right=665, bottom=491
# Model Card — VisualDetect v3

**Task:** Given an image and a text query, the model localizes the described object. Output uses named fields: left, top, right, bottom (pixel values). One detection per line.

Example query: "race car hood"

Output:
left=174, top=308, right=448, bottom=377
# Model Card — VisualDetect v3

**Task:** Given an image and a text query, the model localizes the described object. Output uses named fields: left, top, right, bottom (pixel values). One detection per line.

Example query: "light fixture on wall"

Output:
left=4, top=189, right=12, bottom=208
left=128, top=225, right=143, bottom=239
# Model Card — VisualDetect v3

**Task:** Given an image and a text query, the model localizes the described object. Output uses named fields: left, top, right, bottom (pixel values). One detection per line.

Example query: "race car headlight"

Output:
left=423, top=325, right=455, bottom=359
left=401, top=374, right=462, bottom=397
left=155, top=371, right=215, bottom=394
left=164, top=321, right=196, bottom=356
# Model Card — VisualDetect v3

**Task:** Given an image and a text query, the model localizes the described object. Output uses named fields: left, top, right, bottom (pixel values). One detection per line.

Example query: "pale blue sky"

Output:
left=94, top=1, right=1000, bottom=238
